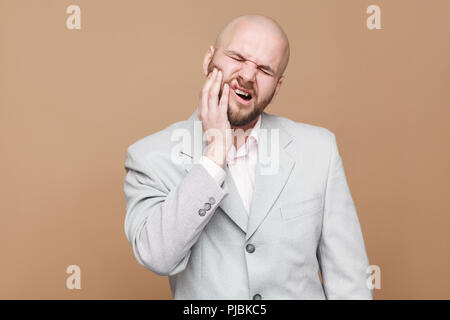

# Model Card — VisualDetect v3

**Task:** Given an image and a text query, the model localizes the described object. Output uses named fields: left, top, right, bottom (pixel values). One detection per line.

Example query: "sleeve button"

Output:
left=198, top=209, right=206, bottom=216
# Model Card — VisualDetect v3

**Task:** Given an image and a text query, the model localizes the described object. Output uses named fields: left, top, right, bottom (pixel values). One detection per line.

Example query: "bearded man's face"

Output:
left=205, top=21, right=287, bottom=127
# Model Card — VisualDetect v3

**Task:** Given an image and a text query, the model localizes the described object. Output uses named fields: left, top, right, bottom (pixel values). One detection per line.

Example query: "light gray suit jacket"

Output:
left=123, top=109, right=372, bottom=300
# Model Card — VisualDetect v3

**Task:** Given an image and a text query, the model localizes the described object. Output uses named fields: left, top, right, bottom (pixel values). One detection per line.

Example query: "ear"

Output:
left=271, top=75, right=285, bottom=101
left=202, top=45, right=215, bottom=77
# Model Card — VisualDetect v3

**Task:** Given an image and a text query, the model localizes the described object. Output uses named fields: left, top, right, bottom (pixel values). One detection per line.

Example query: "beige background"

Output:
left=1, top=0, right=449, bottom=299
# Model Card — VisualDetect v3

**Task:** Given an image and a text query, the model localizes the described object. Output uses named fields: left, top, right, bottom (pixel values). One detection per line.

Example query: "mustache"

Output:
left=236, top=81, right=254, bottom=91
left=227, top=79, right=256, bottom=94
left=219, top=81, right=256, bottom=97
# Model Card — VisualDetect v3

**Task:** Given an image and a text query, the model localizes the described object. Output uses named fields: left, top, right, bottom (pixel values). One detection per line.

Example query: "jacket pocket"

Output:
left=280, top=195, right=323, bottom=220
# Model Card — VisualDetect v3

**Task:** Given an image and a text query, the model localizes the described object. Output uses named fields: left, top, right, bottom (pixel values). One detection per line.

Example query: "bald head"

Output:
left=214, top=15, right=290, bottom=76
left=203, top=15, right=290, bottom=127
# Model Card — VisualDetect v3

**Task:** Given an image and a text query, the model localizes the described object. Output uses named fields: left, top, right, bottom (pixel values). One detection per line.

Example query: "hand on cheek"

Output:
left=198, top=67, right=232, bottom=168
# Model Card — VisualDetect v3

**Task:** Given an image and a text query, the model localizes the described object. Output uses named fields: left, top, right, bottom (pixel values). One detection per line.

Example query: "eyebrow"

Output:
left=224, top=49, right=276, bottom=75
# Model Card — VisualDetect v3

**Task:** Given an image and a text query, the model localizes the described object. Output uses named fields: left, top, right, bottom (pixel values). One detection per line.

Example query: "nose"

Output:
left=238, top=61, right=258, bottom=84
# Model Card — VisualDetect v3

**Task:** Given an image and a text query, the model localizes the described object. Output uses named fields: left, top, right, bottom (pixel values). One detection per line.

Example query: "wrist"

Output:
left=205, top=143, right=227, bottom=168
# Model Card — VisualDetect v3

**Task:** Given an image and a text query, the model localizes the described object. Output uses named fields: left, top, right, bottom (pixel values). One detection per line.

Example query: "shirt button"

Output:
left=253, top=294, right=262, bottom=300
left=203, top=203, right=212, bottom=211
left=198, top=209, right=206, bottom=216
left=209, top=197, right=215, bottom=205
left=246, top=244, right=255, bottom=253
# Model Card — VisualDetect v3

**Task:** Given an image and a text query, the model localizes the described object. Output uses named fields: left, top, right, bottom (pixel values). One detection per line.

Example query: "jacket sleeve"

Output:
left=123, top=147, right=228, bottom=276
left=317, top=132, right=373, bottom=299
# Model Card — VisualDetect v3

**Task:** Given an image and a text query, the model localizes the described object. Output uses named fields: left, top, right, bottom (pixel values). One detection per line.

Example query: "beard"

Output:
left=207, top=62, right=276, bottom=127
left=226, top=88, right=275, bottom=127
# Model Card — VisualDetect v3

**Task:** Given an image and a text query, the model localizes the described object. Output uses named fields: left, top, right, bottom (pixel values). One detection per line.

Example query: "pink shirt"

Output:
left=199, top=115, right=261, bottom=215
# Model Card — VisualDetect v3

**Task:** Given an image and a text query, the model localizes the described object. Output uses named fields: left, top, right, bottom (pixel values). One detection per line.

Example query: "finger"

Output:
left=201, top=68, right=216, bottom=112
left=201, top=68, right=218, bottom=115
left=209, top=70, right=222, bottom=112
left=218, top=83, right=230, bottom=115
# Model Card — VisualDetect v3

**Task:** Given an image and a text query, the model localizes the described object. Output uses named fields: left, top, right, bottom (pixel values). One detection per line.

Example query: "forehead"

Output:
left=223, top=23, right=286, bottom=73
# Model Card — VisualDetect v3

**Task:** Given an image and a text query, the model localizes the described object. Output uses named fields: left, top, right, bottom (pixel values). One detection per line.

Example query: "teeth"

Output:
left=234, top=88, right=249, bottom=97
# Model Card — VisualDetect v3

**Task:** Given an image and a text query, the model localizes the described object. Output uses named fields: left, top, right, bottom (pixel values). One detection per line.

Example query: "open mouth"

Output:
left=234, top=88, right=252, bottom=101
left=231, top=85, right=254, bottom=106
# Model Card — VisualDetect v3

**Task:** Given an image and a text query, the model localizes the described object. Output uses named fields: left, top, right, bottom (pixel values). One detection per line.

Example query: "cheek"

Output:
left=216, top=60, right=242, bottom=78
left=211, top=58, right=237, bottom=73
left=256, top=78, right=276, bottom=97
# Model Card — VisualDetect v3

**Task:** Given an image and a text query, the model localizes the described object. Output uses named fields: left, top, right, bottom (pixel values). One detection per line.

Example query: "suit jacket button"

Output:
left=203, top=203, right=212, bottom=211
left=198, top=209, right=206, bottom=216
left=246, top=244, right=255, bottom=253
left=209, top=197, right=215, bottom=205
left=253, top=294, right=262, bottom=300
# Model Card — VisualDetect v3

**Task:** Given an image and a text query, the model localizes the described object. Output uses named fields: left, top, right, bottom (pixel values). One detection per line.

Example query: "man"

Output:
left=123, top=14, right=372, bottom=300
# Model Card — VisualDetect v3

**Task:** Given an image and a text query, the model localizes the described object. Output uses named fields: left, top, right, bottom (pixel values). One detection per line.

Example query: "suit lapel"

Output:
left=218, top=166, right=249, bottom=232
left=179, top=109, right=295, bottom=238
left=179, top=109, right=205, bottom=171
left=245, top=112, right=295, bottom=241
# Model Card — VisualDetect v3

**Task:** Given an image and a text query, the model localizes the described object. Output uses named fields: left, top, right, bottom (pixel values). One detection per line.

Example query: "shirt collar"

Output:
left=248, top=114, right=262, bottom=144
left=227, top=114, right=262, bottom=160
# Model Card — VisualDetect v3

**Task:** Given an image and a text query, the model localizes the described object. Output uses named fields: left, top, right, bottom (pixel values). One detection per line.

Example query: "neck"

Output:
left=230, top=116, right=259, bottom=150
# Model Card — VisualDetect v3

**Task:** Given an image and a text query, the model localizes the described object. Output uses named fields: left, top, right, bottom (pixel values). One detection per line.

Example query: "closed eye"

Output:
left=228, top=54, right=273, bottom=76
left=259, top=69, right=272, bottom=76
